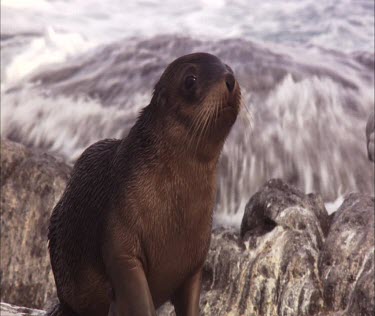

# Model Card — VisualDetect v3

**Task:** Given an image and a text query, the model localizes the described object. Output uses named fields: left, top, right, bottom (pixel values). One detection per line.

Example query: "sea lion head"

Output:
left=150, top=53, right=241, bottom=159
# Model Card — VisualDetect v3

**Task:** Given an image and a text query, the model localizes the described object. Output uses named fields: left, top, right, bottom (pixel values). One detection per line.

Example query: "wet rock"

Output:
left=0, top=303, right=45, bottom=316
left=366, top=111, right=374, bottom=162
left=240, top=178, right=330, bottom=239
left=319, top=193, right=374, bottom=315
left=0, top=139, right=71, bottom=309
left=203, top=182, right=374, bottom=316
left=200, top=179, right=329, bottom=315
left=2, top=151, right=373, bottom=316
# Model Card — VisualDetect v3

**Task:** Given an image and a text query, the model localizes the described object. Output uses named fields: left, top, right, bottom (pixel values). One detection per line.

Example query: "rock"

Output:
left=200, top=229, right=250, bottom=315
left=0, top=301, right=176, bottom=316
left=2, top=147, right=373, bottom=316
left=366, top=111, right=374, bottom=162
left=240, top=178, right=330, bottom=238
left=319, top=193, right=375, bottom=316
left=202, top=178, right=329, bottom=316
left=0, top=139, right=71, bottom=309
left=0, top=302, right=45, bottom=316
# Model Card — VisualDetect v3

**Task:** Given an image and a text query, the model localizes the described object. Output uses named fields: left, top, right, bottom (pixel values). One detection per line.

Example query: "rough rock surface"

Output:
left=0, top=303, right=45, bottom=316
left=1, top=139, right=71, bottom=309
left=319, top=193, right=375, bottom=316
left=240, top=178, right=330, bottom=238
left=203, top=179, right=328, bottom=316
left=366, top=111, right=374, bottom=162
left=1, top=143, right=374, bottom=316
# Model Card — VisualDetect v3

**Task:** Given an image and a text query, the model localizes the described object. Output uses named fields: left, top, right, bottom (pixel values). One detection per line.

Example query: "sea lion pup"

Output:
left=48, top=52, right=241, bottom=316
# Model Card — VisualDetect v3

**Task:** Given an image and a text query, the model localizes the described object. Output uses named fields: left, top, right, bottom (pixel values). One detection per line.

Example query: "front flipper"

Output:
left=171, top=267, right=202, bottom=316
left=106, top=256, right=156, bottom=316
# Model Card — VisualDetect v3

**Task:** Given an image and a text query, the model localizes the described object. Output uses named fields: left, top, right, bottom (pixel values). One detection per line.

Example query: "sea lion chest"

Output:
left=130, top=160, right=216, bottom=304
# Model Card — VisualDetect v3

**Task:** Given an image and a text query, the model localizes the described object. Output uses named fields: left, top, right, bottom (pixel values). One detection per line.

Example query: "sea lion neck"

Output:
left=143, top=104, right=224, bottom=167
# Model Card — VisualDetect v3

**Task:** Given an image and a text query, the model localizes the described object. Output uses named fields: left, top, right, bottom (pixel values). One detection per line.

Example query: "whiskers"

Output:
left=182, top=89, right=253, bottom=154
left=239, top=96, right=254, bottom=130
left=184, top=93, right=222, bottom=153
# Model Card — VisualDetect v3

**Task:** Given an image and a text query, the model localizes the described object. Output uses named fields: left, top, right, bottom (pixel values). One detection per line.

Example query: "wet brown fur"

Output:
left=48, top=53, right=241, bottom=315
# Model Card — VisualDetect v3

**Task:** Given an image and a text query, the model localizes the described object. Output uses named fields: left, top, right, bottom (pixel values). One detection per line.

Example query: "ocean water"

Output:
left=1, top=0, right=374, bottom=227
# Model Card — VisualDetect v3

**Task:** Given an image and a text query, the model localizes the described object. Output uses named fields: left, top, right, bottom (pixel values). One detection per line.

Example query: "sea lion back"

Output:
left=48, top=138, right=121, bottom=296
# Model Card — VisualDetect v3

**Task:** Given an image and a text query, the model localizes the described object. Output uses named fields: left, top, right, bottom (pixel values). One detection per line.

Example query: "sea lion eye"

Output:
left=184, top=75, right=197, bottom=90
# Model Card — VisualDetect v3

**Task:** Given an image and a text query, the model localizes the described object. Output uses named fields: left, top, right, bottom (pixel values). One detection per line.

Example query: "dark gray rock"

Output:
left=204, top=178, right=329, bottom=316
left=241, top=178, right=330, bottom=239
left=366, top=111, right=374, bottom=162
left=319, top=193, right=375, bottom=316
left=0, top=139, right=71, bottom=309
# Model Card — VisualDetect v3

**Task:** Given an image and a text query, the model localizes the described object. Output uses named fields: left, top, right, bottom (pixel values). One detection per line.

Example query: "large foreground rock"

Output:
left=200, top=182, right=374, bottom=316
left=0, top=303, right=45, bottom=316
left=204, top=180, right=373, bottom=316
left=319, top=193, right=374, bottom=316
left=201, top=179, right=329, bottom=316
left=366, top=111, right=374, bottom=162
left=1, top=139, right=71, bottom=308
left=1, top=143, right=374, bottom=316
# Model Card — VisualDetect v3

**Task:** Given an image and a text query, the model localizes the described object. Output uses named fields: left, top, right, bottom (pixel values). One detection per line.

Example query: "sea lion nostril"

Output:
left=225, top=73, right=235, bottom=92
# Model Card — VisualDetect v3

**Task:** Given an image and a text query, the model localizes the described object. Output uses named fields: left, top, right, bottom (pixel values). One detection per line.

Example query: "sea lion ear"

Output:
left=151, top=86, right=168, bottom=108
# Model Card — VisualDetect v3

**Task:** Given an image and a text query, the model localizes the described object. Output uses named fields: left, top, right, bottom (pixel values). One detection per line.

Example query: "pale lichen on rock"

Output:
left=1, top=139, right=71, bottom=309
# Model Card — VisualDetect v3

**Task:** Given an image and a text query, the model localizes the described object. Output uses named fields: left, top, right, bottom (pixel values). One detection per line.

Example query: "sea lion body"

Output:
left=48, top=53, right=240, bottom=315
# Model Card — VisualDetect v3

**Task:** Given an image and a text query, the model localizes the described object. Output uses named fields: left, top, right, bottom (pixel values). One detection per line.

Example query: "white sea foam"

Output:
left=1, top=0, right=374, bottom=87
left=1, top=87, right=148, bottom=161
left=1, top=1, right=374, bottom=228
left=325, top=195, right=345, bottom=215
left=217, top=74, right=374, bottom=219
left=1, top=0, right=50, bottom=10
left=5, top=27, right=94, bottom=87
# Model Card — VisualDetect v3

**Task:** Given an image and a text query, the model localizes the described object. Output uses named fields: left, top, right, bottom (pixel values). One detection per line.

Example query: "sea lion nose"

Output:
left=225, top=73, right=235, bottom=93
